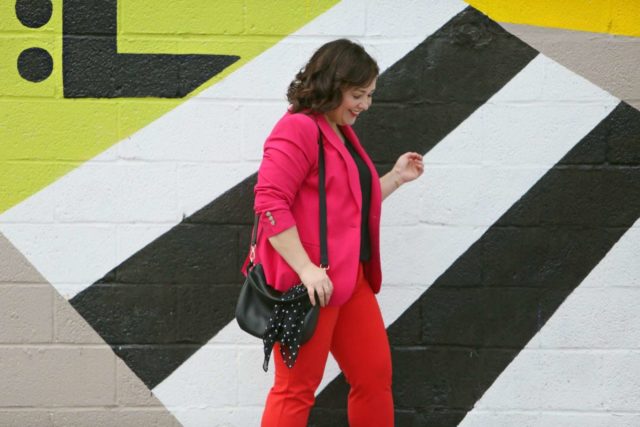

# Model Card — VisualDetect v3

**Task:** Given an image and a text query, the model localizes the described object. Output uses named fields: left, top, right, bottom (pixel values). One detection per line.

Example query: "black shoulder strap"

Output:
left=317, top=123, right=329, bottom=269
left=249, top=122, right=329, bottom=270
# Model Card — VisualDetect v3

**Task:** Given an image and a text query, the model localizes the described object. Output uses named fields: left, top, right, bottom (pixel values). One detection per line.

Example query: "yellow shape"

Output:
left=1, top=0, right=337, bottom=213
left=611, top=0, right=640, bottom=37
left=465, top=0, right=640, bottom=38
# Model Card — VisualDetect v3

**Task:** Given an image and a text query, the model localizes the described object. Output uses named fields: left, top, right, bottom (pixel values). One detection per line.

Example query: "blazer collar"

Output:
left=313, top=112, right=362, bottom=209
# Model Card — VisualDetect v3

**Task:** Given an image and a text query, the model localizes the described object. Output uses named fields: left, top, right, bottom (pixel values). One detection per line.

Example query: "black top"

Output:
left=341, top=128, right=371, bottom=261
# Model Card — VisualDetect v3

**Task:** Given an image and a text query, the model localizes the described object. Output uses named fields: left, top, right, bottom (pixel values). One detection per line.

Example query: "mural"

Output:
left=0, top=0, right=335, bottom=212
left=1, top=0, right=639, bottom=426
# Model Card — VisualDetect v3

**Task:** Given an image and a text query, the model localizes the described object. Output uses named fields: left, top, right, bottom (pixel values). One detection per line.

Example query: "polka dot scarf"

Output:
left=262, top=283, right=311, bottom=372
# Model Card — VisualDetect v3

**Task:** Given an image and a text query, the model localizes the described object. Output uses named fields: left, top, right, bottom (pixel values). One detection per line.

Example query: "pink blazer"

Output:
left=240, top=109, right=382, bottom=307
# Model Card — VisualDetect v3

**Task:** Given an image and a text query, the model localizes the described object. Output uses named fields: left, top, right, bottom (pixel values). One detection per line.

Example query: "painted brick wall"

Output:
left=1, top=1, right=639, bottom=426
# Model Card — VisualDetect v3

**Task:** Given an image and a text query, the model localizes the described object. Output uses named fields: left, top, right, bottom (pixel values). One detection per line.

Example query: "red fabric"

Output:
left=240, top=110, right=383, bottom=306
left=261, top=262, right=394, bottom=427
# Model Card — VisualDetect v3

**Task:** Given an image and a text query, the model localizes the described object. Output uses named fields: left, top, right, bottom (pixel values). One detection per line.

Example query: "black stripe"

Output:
left=357, top=7, right=537, bottom=164
left=71, top=176, right=257, bottom=388
left=310, top=102, right=640, bottom=426
left=62, top=0, right=239, bottom=98
left=70, top=6, right=537, bottom=390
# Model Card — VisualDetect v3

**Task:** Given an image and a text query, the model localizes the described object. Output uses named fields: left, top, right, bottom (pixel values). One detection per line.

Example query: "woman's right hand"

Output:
left=299, top=263, right=333, bottom=307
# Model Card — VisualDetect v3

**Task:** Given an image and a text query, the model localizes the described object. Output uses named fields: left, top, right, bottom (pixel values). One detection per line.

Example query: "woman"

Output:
left=241, top=38, right=424, bottom=427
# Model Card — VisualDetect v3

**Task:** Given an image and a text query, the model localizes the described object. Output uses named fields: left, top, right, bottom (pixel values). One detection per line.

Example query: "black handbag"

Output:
left=235, top=123, right=329, bottom=344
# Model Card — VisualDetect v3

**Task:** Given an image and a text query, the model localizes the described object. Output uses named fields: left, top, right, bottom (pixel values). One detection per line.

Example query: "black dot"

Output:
left=15, top=0, right=52, bottom=28
left=17, top=47, right=53, bottom=82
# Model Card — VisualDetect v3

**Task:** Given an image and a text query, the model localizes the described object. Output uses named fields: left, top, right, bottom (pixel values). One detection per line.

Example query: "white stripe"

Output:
left=459, top=218, right=640, bottom=426
left=153, top=53, right=619, bottom=425
left=0, top=0, right=467, bottom=300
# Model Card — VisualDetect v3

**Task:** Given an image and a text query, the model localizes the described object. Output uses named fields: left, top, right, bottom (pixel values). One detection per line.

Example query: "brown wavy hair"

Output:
left=287, top=39, right=379, bottom=114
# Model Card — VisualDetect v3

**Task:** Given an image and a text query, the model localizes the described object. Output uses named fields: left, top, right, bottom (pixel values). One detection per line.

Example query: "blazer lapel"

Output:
left=315, top=114, right=362, bottom=209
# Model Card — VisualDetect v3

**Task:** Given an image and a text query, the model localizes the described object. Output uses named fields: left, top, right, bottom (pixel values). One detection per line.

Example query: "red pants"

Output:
left=261, top=262, right=394, bottom=427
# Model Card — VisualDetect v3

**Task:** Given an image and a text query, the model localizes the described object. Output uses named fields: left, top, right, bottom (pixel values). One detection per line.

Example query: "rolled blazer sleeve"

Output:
left=254, top=113, right=319, bottom=239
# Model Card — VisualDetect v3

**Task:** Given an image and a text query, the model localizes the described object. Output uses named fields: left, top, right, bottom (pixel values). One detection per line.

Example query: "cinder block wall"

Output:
left=1, top=1, right=639, bottom=426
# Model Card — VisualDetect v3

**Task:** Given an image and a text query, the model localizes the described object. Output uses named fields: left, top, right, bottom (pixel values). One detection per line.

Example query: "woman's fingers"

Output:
left=315, top=280, right=333, bottom=307
left=308, top=287, right=316, bottom=306
left=323, top=278, right=333, bottom=307
left=316, top=287, right=326, bottom=307
left=302, top=269, right=334, bottom=307
left=325, top=284, right=332, bottom=299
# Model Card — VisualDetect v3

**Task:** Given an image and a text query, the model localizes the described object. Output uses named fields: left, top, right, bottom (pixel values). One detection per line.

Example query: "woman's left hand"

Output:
left=392, top=152, right=424, bottom=185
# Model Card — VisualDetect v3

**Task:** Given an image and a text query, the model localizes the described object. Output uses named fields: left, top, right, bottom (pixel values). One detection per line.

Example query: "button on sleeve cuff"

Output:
left=258, top=208, right=296, bottom=240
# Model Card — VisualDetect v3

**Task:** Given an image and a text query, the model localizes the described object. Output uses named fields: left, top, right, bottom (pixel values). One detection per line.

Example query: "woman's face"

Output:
left=326, top=78, right=377, bottom=127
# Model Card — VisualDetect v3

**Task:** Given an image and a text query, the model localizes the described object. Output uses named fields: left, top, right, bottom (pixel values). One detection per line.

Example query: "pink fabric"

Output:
left=240, top=110, right=382, bottom=306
